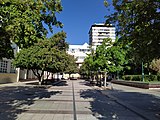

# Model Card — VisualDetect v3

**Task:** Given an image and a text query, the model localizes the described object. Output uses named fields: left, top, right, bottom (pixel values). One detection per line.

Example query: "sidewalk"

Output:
left=0, top=79, right=63, bottom=88
left=0, top=80, right=39, bottom=86
left=100, top=83, right=160, bottom=120
left=0, top=80, right=148, bottom=120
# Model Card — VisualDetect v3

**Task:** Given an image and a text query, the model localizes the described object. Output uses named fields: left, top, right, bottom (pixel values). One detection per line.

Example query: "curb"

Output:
left=0, top=80, right=63, bottom=88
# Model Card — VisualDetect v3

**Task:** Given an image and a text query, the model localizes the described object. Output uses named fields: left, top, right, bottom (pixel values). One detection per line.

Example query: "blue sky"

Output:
left=47, top=0, right=113, bottom=45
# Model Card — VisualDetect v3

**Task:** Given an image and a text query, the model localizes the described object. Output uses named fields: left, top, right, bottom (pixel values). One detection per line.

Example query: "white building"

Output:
left=0, top=45, right=37, bottom=84
left=67, top=43, right=91, bottom=68
left=89, top=23, right=116, bottom=50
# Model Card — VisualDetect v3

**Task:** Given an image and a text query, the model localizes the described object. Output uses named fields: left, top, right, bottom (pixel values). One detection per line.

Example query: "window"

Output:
left=0, top=60, right=8, bottom=73
left=98, top=41, right=102, bottom=44
left=71, top=49, right=75, bottom=53
left=78, top=56, right=85, bottom=60
left=10, top=63, right=16, bottom=73
left=104, top=29, right=109, bottom=31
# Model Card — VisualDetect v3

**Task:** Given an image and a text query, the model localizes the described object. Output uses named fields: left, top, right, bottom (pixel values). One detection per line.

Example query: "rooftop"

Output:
left=69, top=43, right=90, bottom=49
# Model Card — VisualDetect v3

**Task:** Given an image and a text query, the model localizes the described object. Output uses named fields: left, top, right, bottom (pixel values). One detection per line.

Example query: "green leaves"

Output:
left=149, top=59, right=160, bottom=74
left=65, top=55, right=78, bottom=75
left=0, top=0, right=63, bottom=49
left=0, top=27, right=13, bottom=59
left=49, top=31, right=68, bottom=51
left=13, top=31, right=70, bottom=82
left=106, top=0, right=160, bottom=65
left=81, top=38, right=128, bottom=76
left=13, top=40, right=69, bottom=73
left=104, top=0, right=109, bottom=7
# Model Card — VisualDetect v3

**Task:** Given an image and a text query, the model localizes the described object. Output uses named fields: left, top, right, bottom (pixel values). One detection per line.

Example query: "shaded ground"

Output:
left=77, top=80, right=144, bottom=120
left=0, top=80, right=157, bottom=120
left=101, top=83, right=160, bottom=120
left=0, top=85, right=61, bottom=120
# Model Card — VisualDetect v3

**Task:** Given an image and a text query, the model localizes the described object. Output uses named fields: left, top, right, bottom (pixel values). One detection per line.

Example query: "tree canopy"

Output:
left=81, top=38, right=128, bottom=79
left=65, top=55, right=78, bottom=78
left=13, top=31, right=70, bottom=83
left=105, top=0, right=160, bottom=65
left=0, top=27, right=13, bottom=59
left=0, top=0, right=63, bottom=58
left=150, top=59, right=160, bottom=74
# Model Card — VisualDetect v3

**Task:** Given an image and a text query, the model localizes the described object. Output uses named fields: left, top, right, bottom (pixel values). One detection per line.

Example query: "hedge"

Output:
left=122, top=75, right=160, bottom=82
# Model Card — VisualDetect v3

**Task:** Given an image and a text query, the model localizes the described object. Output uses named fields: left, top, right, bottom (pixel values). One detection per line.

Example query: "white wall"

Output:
left=67, top=43, right=91, bottom=67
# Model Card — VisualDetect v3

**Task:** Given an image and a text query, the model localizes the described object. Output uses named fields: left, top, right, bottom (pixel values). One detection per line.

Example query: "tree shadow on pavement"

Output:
left=80, top=84, right=160, bottom=120
left=53, top=80, right=68, bottom=86
left=101, top=89, right=160, bottom=120
left=79, top=80, right=92, bottom=86
left=0, top=86, right=62, bottom=120
left=80, top=89, right=128, bottom=120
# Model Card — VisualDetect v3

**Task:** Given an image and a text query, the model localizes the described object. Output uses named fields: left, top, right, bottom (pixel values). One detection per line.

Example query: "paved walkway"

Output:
left=0, top=80, right=148, bottom=120
left=101, top=83, right=160, bottom=120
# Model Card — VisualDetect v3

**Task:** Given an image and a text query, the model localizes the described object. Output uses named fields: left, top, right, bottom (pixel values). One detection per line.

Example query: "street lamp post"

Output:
left=142, top=61, right=144, bottom=82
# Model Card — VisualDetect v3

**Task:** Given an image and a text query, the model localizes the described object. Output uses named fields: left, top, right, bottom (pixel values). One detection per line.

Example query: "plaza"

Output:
left=0, top=79, right=159, bottom=120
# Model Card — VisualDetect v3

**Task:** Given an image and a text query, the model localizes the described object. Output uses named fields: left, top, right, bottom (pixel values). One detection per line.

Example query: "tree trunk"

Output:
left=32, top=69, right=43, bottom=85
left=100, top=73, right=102, bottom=87
left=36, top=75, right=41, bottom=85
left=69, top=74, right=71, bottom=80
left=51, top=73, right=54, bottom=80
left=47, top=72, right=50, bottom=79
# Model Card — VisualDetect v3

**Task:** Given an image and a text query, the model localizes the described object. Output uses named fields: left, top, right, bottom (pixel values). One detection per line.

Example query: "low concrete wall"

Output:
left=0, top=73, right=17, bottom=83
left=112, top=80, right=160, bottom=89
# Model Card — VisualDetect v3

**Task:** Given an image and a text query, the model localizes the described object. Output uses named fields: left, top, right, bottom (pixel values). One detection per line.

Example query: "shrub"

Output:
left=132, top=75, right=141, bottom=81
left=125, top=75, right=131, bottom=80
left=122, top=76, right=125, bottom=80
left=122, top=75, right=159, bottom=82
left=149, top=75, right=157, bottom=81
left=157, top=75, right=160, bottom=81
left=122, top=75, right=140, bottom=81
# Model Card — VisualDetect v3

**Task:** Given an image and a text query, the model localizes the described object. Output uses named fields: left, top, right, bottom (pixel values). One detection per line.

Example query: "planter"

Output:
left=112, top=80, right=160, bottom=89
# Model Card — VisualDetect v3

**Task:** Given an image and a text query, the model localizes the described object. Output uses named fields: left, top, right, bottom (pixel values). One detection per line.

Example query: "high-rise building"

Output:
left=89, top=23, right=116, bottom=50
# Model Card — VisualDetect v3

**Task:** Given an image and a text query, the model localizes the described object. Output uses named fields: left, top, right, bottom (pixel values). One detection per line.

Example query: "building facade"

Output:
left=0, top=44, right=37, bottom=83
left=89, top=23, right=116, bottom=50
left=0, top=58, right=18, bottom=83
left=67, top=43, right=91, bottom=68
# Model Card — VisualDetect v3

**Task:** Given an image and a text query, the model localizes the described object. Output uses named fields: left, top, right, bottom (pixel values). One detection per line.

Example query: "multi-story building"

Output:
left=67, top=43, right=91, bottom=68
left=89, top=23, right=116, bottom=50
left=59, top=43, right=90, bottom=79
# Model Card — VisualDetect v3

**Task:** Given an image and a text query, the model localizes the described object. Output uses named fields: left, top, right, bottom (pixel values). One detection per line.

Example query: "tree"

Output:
left=13, top=31, right=69, bottom=84
left=80, top=48, right=97, bottom=80
left=150, top=59, right=160, bottom=74
left=105, top=0, right=160, bottom=66
left=65, top=55, right=78, bottom=79
left=13, top=43, right=69, bottom=84
left=94, top=38, right=128, bottom=81
left=0, top=0, right=63, bottom=58
left=0, top=27, right=13, bottom=59
left=94, top=38, right=113, bottom=72
left=105, top=41, right=128, bottom=78
left=79, top=63, right=88, bottom=78
left=49, top=31, right=69, bottom=51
